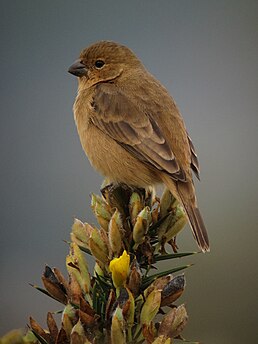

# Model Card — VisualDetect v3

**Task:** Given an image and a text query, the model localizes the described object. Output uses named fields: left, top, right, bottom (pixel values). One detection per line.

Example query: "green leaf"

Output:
left=148, top=213, right=171, bottom=235
left=175, top=339, right=201, bottom=344
left=92, top=282, right=98, bottom=312
left=154, top=251, right=198, bottom=262
left=78, top=244, right=92, bottom=256
left=64, top=239, right=92, bottom=255
left=30, top=330, right=49, bottom=344
left=29, top=283, right=61, bottom=302
left=94, top=272, right=113, bottom=290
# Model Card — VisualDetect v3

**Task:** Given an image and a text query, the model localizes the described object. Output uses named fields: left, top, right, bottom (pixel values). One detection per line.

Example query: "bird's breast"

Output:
left=74, top=96, right=160, bottom=187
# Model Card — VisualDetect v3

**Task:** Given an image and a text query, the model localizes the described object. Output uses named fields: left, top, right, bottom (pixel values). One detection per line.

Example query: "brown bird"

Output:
left=68, top=41, right=209, bottom=252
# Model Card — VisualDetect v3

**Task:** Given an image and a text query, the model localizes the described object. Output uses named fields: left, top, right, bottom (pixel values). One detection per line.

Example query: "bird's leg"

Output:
left=100, top=182, right=148, bottom=250
left=101, top=182, right=146, bottom=206
left=100, top=182, right=115, bottom=199
left=101, top=182, right=132, bottom=208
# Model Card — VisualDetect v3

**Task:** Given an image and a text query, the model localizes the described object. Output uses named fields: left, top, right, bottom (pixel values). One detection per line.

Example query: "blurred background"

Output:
left=1, top=1, right=257, bottom=342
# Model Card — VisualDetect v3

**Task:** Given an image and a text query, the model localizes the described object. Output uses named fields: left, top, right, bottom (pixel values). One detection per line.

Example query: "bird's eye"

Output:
left=95, top=60, right=105, bottom=69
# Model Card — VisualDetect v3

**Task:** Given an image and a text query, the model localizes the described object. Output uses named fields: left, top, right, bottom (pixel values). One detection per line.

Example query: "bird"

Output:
left=68, top=41, right=209, bottom=252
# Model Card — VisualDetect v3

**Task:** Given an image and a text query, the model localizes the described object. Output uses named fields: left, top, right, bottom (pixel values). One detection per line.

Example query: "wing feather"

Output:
left=91, top=83, right=187, bottom=181
left=187, top=134, right=200, bottom=180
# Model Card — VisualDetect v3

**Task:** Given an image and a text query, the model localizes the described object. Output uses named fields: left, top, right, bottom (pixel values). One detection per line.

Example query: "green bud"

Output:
left=111, top=307, right=126, bottom=344
left=71, top=219, right=93, bottom=249
left=89, top=228, right=109, bottom=264
left=91, top=193, right=112, bottom=231
left=140, top=288, right=161, bottom=325
left=129, top=192, right=144, bottom=225
left=133, top=206, right=151, bottom=247
left=71, top=320, right=86, bottom=343
left=23, top=330, right=38, bottom=344
left=66, top=243, right=91, bottom=296
left=160, top=188, right=176, bottom=219
left=62, top=304, right=77, bottom=337
left=94, top=262, right=104, bottom=277
left=163, top=205, right=187, bottom=242
left=157, top=213, right=173, bottom=241
left=0, top=330, right=24, bottom=344
left=108, top=209, right=123, bottom=255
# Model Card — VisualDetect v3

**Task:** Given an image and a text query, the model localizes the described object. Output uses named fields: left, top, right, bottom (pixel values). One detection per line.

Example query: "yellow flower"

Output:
left=109, top=250, right=130, bottom=288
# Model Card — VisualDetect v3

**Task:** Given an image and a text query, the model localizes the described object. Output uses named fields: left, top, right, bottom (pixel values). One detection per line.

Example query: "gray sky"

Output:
left=1, top=1, right=258, bottom=342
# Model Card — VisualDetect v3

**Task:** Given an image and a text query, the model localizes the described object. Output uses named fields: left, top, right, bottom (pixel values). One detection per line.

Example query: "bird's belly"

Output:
left=79, top=124, right=160, bottom=187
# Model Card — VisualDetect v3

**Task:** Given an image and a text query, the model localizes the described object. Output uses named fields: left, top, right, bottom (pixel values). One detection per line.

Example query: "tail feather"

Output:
left=161, top=174, right=210, bottom=252
left=177, top=181, right=210, bottom=252
left=182, top=203, right=210, bottom=252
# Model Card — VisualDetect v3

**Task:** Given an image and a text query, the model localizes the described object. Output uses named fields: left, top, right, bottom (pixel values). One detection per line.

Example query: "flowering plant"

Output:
left=1, top=184, right=200, bottom=344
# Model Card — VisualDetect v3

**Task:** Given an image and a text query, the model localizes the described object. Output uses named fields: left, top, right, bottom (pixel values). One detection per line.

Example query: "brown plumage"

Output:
left=68, top=41, right=209, bottom=252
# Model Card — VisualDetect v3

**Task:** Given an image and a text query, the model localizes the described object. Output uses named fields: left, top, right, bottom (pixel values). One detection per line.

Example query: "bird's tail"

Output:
left=180, top=198, right=210, bottom=252
left=161, top=175, right=210, bottom=252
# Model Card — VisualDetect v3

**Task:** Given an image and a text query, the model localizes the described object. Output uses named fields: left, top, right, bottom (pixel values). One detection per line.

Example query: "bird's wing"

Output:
left=90, top=83, right=186, bottom=181
left=187, top=134, right=200, bottom=180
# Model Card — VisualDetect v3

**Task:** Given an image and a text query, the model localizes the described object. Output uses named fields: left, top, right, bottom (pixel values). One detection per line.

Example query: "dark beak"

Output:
left=68, top=59, right=87, bottom=77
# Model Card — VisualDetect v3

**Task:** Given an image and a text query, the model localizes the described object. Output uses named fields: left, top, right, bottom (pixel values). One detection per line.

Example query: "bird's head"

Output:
left=68, top=41, right=142, bottom=88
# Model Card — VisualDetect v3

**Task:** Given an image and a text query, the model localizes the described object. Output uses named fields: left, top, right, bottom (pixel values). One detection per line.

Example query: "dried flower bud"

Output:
left=56, top=328, right=69, bottom=344
left=142, top=322, right=156, bottom=343
left=47, top=312, right=58, bottom=340
left=158, top=304, right=188, bottom=338
left=124, top=288, right=135, bottom=327
left=128, top=260, right=142, bottom=296
left=80, top=297, right=95, bottom=318
left=29, top=316, right=50, bottom=342
left=42, top=265, right=67, bottom=304
left=115, top=287, right=135, bottom=327
left=161, top=274, right=185, bottom=307
left=105, top=289, right=116, bottom=323
left=68, top=272, right=83, bottom=306
left=144, top=275, right=171, bottom=299
left=79, top=309, right=96, bottom=328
